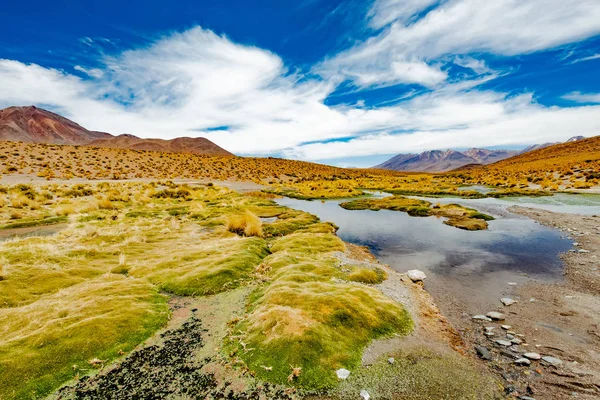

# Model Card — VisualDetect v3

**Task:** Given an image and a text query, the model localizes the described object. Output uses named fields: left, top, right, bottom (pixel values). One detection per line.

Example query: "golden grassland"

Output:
left=2, top=137, right=599, bottom=200
left=0, top=181, right=418, bottom=398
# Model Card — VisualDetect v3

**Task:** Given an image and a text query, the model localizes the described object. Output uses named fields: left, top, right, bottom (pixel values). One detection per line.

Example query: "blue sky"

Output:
left=1, top=0, right=599, bottom=167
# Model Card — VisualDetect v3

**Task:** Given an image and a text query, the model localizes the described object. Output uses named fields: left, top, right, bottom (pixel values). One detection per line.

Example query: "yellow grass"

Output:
left=225, top=210, right=263, bottom=237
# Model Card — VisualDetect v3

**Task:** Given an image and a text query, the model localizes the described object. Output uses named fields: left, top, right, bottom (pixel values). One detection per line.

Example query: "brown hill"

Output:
left=0, top=106, right=111, bottom=145
left=0, top=106, right=232, bottom=156
left=483, top=135, right=600, bottom=171
left=87, top=135, right=233, bottom=156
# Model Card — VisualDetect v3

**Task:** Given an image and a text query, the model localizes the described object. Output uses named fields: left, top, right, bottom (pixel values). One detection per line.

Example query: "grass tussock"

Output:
left=225, top=210, right=263, bottom=237
left=230, top=230, right=413, bottom=389
left=0, top=274, right=168, bottom=399
left=347, top=267, right=388, bottom=284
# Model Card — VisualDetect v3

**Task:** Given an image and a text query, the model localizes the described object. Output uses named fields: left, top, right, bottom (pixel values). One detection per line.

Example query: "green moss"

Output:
left=335, top=347, right=501, bottom=399
left=0, top=275, right=169, bottom=400
left=0, top=216, right=67, bottom=230
left=130, top=236, right=270, bottom=296
left=231, top=230, right=412, bottom=390
left=347, top=267, right=388, bottom=284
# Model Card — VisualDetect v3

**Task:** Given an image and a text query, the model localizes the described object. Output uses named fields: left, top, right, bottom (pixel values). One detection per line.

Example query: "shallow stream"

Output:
left=275, top=194, right=593, bottom=319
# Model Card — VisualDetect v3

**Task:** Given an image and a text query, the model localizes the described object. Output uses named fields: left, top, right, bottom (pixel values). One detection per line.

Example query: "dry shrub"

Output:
left=226, top=210, right=263, bottom=237
left=10, top=194, right=31, bottom=209
left=97, top=196, right=115, bottom=210
left=54, top=204, right=76, bottom=216
left=0, top=196, right=5, bottom=208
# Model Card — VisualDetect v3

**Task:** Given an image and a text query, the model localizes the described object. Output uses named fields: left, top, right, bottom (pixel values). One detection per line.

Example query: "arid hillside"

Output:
left=0, top=106, right=232, bottom=156
left=87, top=134, right=233, bottom=156
left=0, top=106, right=111, bottom=145
left=453, top=135, right=600, bottom=190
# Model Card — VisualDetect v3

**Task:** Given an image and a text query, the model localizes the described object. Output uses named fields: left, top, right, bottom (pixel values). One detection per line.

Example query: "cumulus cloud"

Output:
left=0, top=2, right=599, bottom=162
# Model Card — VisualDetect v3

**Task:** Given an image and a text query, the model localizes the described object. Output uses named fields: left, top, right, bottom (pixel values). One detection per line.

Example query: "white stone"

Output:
left=388, top=357, right=395, bottom=364
left=501, top=325, right=512, bottom=330
left=501, top=298, right=517, bottom=306
left=360, top=390, right=370, bottom=400
left=473, top=315, right=492, bottom=322
left=486, top=311, right=505, bottom=321
left=523, top=352, right=541, bottom=360
left=511, top=338, right=523, bottom=345
left=542, top=356, right=563, bottom=366
left=495, top=340, right=512, bottom=346
left=407, top=269, right=426, bottom=282
left=515, top=358, right=531, bottom=366
left=336, top=368, right=350, bottom=379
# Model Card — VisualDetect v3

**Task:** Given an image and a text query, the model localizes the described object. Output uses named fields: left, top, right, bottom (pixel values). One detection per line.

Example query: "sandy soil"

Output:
left=457, top=207, right=600, bottom=399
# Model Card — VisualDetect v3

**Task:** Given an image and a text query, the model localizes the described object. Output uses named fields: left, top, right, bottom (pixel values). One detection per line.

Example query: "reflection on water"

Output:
left=276, top=197, right=573, bottom=315
left=411, top=193, right=600, bottom=216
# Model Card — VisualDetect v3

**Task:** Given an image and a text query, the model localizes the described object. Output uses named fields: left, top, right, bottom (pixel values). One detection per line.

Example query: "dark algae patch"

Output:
left=55, top=315, right=295, bottom=400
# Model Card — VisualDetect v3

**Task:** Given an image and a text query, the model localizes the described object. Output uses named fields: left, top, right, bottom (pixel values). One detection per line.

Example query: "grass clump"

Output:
left=0, top=274, right=169, bottom=399
left=347, top=267, right=388, bottom=284
left=130, top=236, right=269, bottom=296
left=230, top=231, right=413, bottom=389
left=0, top=215, right=67, bottom=230
left=225, top=210, right=263, bottom=237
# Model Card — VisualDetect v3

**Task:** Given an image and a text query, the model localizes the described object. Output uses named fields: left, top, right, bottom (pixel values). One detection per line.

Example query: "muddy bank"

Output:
left=457, top=207, right=600, bottom=399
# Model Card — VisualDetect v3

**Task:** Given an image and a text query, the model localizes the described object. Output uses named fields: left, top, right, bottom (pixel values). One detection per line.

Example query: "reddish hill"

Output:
left=0, top=106, right=111, bottom=145
left=87, top=135, right=233, bottom=156
left=0, top=106, right=233, bottom=156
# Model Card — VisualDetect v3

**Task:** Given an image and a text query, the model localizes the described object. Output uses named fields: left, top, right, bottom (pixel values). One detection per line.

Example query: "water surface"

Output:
left=276, top=197, right=573, bottom=317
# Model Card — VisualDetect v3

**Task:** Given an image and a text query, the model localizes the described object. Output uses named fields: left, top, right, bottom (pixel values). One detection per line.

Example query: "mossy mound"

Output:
left=0, top=275, right=168, bottom=399
left=340, top=196, right=495, bottom=230
left=231, top=231, right=413, bottom=389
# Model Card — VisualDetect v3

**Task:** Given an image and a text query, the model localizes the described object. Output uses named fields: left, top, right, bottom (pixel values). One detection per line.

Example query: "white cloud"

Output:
left=320, top=0, right=600, bottom=88
left=74, top=65, right=104, bottom=78
left=0, top=15, right=598, bottom=162
left=367, top=0, right=439, bottom=29
left=287, top=103, right=600, bottom=160
left=562, top=92, right=600, bottom=103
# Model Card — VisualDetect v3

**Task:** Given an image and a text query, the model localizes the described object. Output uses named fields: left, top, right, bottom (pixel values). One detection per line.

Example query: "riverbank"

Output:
left=457, top=207, right=600, bottom=399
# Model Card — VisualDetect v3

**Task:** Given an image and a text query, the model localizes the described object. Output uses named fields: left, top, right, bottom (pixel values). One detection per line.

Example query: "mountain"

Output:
left=0, top=106, right=232, bottom=156
left=0, top=106, right=112, bottom=144
left=87, top=135, right=233, bottom=156
left=375, top=148, right=519, bottom=172
left=376, top=136, right=588, bottom=173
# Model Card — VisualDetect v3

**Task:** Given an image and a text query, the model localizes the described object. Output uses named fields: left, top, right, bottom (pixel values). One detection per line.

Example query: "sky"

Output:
left=0, top=0, right=599, bottom=167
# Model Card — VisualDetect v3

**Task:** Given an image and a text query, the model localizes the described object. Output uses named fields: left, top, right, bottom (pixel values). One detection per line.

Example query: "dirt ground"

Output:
left=457, top=207, right=600, bottom=399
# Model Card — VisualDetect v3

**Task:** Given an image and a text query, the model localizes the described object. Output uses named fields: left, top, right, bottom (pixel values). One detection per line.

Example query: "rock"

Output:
left=475, top=345, right=493, bottom=361
left=508, top=282, right=518, bottom=285
left=578, top=249, right=590, bottom=253
left=336, top=368, right=350, bottom=379
left=511, top=338, right=523, bottom=345
left=541, top=356, right=563, bottom=366
left=388, top=357, right=395, bottom=364
left=495, top=340, right=512, bottom=347
left=486, top=311, right=505, bottom=321
left=523, top=352, right=541, bottom=360
left=407, top=269, right=426, bottom=282
left=473, top=315, right=492, bottom=322
left=501, top=298, right=517, bottom=306
left=515, top=358, right=531, bottom=366
left=484, top=332, right=495, bottom=337
left=519, top=397, right=536, bottom=400
left=506, top=334, right=514, bottom=339
left=501, top=325, right=512, bottom=330
left=360, top=390, right=370, bottom=400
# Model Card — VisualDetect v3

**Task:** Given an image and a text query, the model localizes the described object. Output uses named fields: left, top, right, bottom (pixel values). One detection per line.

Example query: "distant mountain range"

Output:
left=375, top=137, right=586, bottom=172
left=0, top=106, right=233, bottom=156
